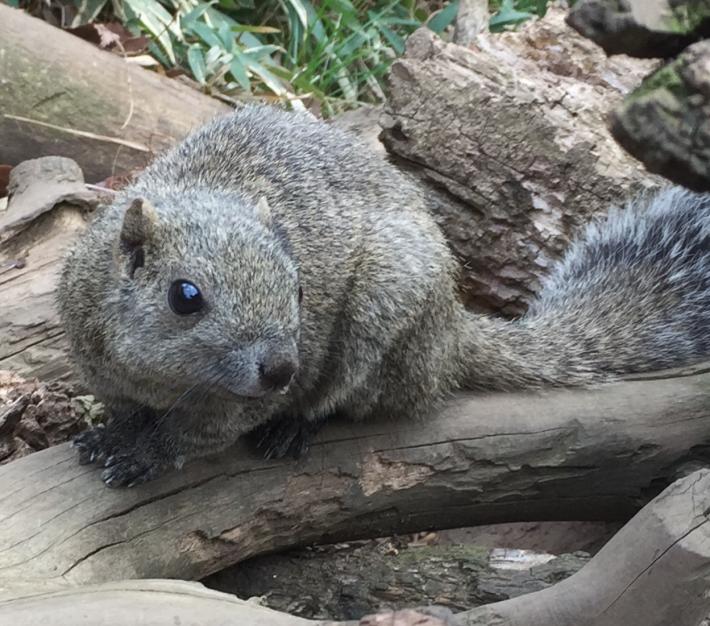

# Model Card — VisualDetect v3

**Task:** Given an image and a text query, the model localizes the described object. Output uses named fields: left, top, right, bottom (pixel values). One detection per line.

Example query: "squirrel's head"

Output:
left=106, top=193, right=301, bottom=404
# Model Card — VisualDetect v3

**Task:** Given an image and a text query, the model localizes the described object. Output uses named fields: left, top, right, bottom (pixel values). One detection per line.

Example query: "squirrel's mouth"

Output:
left=212, top=380, right=292, bottom=402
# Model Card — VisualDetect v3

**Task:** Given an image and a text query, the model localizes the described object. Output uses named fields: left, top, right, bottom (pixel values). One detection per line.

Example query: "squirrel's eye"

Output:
left=298, top=286, right=303, bottom=303
left=168, top=280, right=204, bottom=315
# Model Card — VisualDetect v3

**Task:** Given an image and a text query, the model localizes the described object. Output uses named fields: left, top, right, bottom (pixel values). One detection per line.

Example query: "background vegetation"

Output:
left=8, top=0, right=553, bottom=115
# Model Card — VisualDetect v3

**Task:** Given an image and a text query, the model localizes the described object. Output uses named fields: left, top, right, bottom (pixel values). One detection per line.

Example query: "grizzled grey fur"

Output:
left=58, top=105, right=710, bottom=487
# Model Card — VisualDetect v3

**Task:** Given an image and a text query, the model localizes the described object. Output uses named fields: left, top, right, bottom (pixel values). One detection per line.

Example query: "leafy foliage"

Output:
left=23, top=0, right=554, bottom=113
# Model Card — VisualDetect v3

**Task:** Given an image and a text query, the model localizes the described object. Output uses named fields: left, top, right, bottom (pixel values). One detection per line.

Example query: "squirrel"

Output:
left=58, top=104, right=710, bottom=487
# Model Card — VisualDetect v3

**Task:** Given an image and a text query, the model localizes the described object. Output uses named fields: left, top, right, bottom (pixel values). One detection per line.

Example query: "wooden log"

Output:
left=567, top=0, right=708, bottom=58
left=0, top=5, right=230, bottom=183
left=1, top=470, right=708, bottom=626
left=0, top=157, right=99, bottom=382
left=0, top=363, right=708, bottom=587
left=380, top=8, right=659, bottom=316
left=610, top=40, right=710, bottom=192
left=369, top=469, right=710, bottom=626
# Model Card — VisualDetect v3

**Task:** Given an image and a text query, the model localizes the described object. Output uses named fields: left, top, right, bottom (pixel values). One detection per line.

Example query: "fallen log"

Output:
left=380, top=9, right=659, bottom=315
left=0, top=5, right=230, bottom=183
left=567, top=0, right=709, bottom=58
left=1, top=469, right=708, bottom=626
left=567, top=1, right=710, bottom=192
left=0, top=362, right=708, bottom=587
left=0, top=157, right=98, bottom=382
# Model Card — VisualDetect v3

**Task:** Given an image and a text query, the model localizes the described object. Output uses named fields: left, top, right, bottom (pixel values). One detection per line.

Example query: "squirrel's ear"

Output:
left=116, top=198, right=158, bottom=277
left=255, top=196, right=272, bottom=227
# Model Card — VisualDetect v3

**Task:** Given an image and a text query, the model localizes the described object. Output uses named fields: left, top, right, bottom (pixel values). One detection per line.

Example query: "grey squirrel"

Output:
left=57, top=105, right=710, bottom=487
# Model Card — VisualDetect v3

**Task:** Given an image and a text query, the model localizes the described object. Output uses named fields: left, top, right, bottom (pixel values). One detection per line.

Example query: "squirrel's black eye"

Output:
left=168, top=280, right=204, bottom=315
left=298, top=286, right=303, bottom=303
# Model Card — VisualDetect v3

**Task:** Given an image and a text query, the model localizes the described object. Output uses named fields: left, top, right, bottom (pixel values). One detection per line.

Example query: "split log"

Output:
left=0, top=362, right=708, bottom=587
left=381, top=9, right=659, bottom=315
left=0, top=5, right=230, bottom=183
left=1, top=470, right=708, bottom=626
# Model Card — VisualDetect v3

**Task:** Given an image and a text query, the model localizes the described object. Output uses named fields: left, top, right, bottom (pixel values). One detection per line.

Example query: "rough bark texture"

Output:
left=567, top=0, right=710, bottom=58
left=453, top=0, right=489, bottom=45
left=0, top=362, right=708, bottom=588
left=0, top=5, right=230, bottom=183
left=0, top=157, right=100, bottom=382
left=1, top=470, right=708, bottom=626
left=610, top=39, right=710, bottom=192
left=567, top=1, right=710, bottom=191
left=381, top=9, right=660, bottom=315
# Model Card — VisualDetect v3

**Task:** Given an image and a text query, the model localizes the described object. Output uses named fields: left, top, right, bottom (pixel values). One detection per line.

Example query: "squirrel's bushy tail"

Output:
left=459, top=187, right=710, bottom=391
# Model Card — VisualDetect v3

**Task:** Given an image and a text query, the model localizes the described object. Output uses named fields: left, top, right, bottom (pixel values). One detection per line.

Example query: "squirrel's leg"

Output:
left=97, top=404, right=256, bottom=488
left=73, top=401, right=154, bottom=466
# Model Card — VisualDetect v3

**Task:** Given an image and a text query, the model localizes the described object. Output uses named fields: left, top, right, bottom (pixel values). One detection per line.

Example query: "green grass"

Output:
left=15, top=0, right=552, bottom=115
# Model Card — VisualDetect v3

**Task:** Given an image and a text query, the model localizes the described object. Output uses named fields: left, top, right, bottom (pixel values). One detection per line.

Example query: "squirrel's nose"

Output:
left=258, top=356, right=297, bottom=391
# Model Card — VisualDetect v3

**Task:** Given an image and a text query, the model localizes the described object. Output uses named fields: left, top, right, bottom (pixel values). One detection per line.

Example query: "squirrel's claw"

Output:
left=100, top=453, right=161, bottom=488
left=73, top=425, right=109, bottom=465
left=250, top=414, right=326, bottom=460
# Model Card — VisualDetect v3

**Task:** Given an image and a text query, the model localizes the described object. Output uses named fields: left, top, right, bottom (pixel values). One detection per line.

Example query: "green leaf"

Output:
left=242, top=44, right=282, bottom=59
left=242, top=56, right=286, bottom=95
left=181, top=2, right=214, bottom=28
left=124, top=0, right=178, bottom=63
left=427, top=0, right=459, bottom=34
left=229, top=52, right=252, bottom=91
left=72, top=0, right=110, bottom=24
left=187, top=21, right=224, bottom=48
left=217, top=21, right=234, bottom=49
left=187, top=44, right=208, bottom=83
left=282, top=0, right=308, bottom=28
left=377, top=24, right=405, bottom=55
left=490, top=0, right=534, bottom=29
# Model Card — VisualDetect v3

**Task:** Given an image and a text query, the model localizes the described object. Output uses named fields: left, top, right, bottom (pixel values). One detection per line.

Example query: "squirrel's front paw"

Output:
left=73, top=424, right=110, bottom=465
left=100, top=449, right=165, bottom=488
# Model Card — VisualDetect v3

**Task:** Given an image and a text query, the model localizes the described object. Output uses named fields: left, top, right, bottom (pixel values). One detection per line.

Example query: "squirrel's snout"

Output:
left=258, top=355, right=298, bottom=392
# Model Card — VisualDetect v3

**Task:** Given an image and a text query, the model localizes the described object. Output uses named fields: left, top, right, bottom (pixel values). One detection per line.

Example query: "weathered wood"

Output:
left=0, top=5, right=230, bottom=183
left=0, top=157, right=99, bottom=382
left=375, top=469, right=710, bottom=626
left=380, top=9, right=659, bottom=315
left=567, top=0, right=708, bottom=58
left=610, top=40, right=710, bottom=192
left=0, top=363, right=708, bottom=588
left=1, top=470, right=708, bottom=626
left=453, top=0, right=489, bottom=45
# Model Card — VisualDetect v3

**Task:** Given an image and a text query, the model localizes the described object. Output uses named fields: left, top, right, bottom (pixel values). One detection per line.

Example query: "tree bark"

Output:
left=0, top=5, right=230, bottom=184
left=567, top=0, right=709, bottom=58
left=0, top=157, right=98, bottom=383
left=0, top=362, right=708, bottom=587
left=609, top=39, right=710, bottom=192
left=380, top=9, right=659, bottom=315
left=1, top=470, right=709, bottom=626
left=453, top=0, right=489, bottom=46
